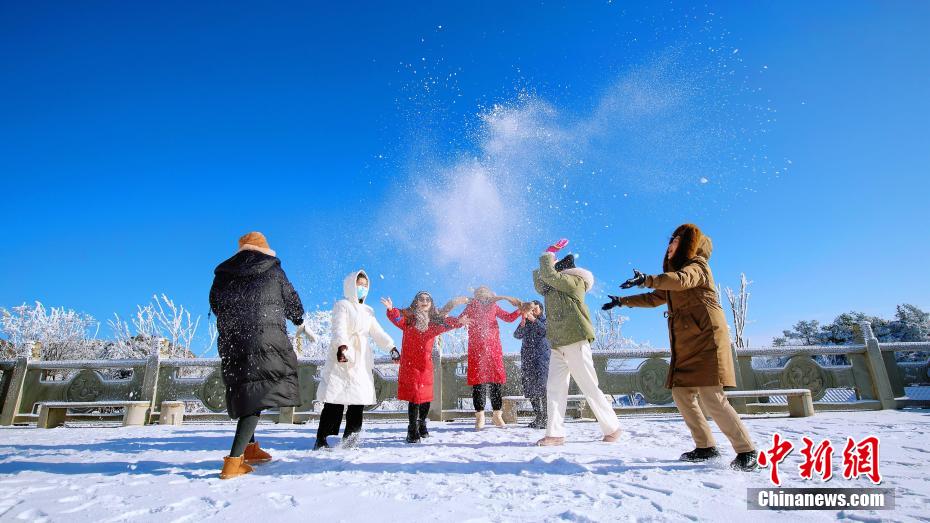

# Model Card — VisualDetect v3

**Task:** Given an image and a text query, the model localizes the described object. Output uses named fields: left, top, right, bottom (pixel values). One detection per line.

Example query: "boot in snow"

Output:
left=526, top=398, right=538, bottom=427
left=528, top=398, right=547, bottom=429
left=679, top=447, right=720, bottom=462
left=491, top=410, right=506, bottom=428
left=313, top=438, right=330, bottom=451
left=342, top=431, right=361, bottom=449
left=219, top=455, right=253, bottom=480
left=475, top=411, right=486, bottom=431
left=602, top=428, right=622, bottom=442
left=405, top=424, right=421, bottom=444
left=730, top=450, right=758, bottom=472
left=535, top=436, right=565, bottom=447
left=418, top=419, right=430, bottom=439
left=243, top=441, right=272, bottom=464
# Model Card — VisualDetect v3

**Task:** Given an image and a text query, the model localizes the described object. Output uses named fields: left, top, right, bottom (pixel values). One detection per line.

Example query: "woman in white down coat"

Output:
left=314, top=270, right=397, bottom=449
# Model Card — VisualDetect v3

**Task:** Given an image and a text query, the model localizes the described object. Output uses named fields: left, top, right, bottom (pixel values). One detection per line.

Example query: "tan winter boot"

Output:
left=475, top=411, right=485, bottom=431
left=243, top=441, right=272, bottom=464
left=219, top=455, right=254, bottom=480
left=602, top=428, right=622, bottom=442
left=491, top=410, right=506, bottom=428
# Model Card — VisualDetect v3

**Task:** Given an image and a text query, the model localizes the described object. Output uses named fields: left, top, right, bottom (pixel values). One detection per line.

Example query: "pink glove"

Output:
left=546, top=238, right=569, bottom=253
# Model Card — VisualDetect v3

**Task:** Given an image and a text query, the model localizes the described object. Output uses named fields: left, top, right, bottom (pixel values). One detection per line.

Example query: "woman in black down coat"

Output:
left=513, top=300, right=551, bottom=428
left=209, top=232, right=305, bottom=479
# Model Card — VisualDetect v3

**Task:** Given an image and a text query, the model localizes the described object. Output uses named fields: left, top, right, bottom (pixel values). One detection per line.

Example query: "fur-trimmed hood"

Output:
left=665, top=223, right=713, bottom=272
left=561, top=267, right=594, bottom=293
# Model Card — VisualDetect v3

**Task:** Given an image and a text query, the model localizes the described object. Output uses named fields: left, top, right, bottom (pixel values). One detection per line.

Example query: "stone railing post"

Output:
left=277, top=406, right=296, bottom=424
left=727, top=343, right=748, bottom=414
left=860, top=321, right=896, bottom=409
left=0, top=357, right=29, bottom=426
left=140, top=346, right=161, bottom=424
left=429, top=337, right=444, bottom=421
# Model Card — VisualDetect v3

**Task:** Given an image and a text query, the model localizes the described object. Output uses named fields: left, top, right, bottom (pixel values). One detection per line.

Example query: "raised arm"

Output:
left=537, top=253, right=585, bottom=295
left=620, top=290, right=668, bottom=308
left=385, top=307, right=406, bottom=330
left=644, top=259, right=709, bottom=292
left=495, top=303, right=523, bottom=323
left=426, top=314, right=466, bottom=337
left=438, top=296, right=469, bottom=316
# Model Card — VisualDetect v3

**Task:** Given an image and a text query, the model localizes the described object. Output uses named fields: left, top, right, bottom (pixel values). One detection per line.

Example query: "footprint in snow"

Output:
left=266, top=492, right=298, bottom=508
left=15, top=508, right=49, bottom=522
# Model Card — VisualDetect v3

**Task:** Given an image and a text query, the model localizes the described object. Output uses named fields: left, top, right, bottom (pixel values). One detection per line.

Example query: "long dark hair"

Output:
left=663, top=223, right=703, bottom=272
left=401, top=291, right=448, bottom=327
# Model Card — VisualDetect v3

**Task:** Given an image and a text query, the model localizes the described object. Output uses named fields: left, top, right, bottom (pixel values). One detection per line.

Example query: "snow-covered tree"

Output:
left=889, top=304, right=930, bottom=342
left=0, top=302, right=100, bottom=360
left=592, top=311, right=642, bottom=351
left=295, top=310, right=332, bottom=359
left=773, top=320, right=825, bottom=347
left=108, top=295, right=199, bottom=359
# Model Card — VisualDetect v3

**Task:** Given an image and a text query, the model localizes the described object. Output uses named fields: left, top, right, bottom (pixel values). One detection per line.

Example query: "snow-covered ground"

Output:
left=1, top=410, right=927, bottom=522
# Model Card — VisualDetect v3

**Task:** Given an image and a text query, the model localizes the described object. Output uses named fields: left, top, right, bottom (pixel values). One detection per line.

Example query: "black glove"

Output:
left=337, top=345, right=348, bottom=363
left=390, top=347, right=401, bottom=362
left=601, top=295, right=623, bottom=310
left=620, top=269, right=647, bottom=289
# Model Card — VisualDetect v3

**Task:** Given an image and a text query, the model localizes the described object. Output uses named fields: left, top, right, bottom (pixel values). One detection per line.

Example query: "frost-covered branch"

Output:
left=725, top=273, right=752, bottom=348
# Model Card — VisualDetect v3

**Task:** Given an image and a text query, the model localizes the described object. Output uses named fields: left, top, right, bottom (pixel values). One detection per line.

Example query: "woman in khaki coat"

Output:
left=602, top=223, right=757, bottom=471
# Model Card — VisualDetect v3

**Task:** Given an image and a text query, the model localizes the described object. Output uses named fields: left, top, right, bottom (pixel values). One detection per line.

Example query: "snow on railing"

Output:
left=0, top=321, right=927, bottom=425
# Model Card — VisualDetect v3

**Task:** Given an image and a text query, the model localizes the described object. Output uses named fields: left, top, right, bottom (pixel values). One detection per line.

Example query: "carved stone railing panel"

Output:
left=16, top=361, right=147, bottom=419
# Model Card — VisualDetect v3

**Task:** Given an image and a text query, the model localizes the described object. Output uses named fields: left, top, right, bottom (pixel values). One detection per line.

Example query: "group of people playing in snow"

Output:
left=209, top=225, right=758, bottom=480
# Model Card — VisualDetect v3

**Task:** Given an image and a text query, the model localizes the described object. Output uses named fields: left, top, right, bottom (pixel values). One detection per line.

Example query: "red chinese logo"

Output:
left=798, top=437, right=833, bottom=481
left=841, top=436, right=882, bottom=484
left=757, top=432, right=794, bottom=486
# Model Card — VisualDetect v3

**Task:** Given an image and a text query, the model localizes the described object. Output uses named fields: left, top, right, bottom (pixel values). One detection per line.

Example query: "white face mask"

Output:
left=356, top=286, right=369, bottom=300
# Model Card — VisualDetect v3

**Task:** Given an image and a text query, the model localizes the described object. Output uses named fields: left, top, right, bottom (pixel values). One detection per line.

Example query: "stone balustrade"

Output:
left=0, top=321, right=926, bottom=425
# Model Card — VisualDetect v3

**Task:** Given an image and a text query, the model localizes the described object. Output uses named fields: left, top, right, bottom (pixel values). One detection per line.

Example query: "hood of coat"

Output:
left=343, top=269, right=370, bottom=305
left=214, top=250, right=280, bottom=278
left=696, top=235, right=713, bottom=260
left=560, top=267, right=594, bottom=293
left=665, top=223, right=714, bottom=271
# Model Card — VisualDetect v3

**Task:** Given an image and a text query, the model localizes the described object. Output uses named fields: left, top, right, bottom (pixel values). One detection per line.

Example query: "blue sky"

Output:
left=1, top=1, right=928, bottom=354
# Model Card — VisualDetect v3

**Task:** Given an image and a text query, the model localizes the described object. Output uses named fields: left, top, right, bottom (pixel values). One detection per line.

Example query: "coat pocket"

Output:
left=690, top=309, right=711, bottom=332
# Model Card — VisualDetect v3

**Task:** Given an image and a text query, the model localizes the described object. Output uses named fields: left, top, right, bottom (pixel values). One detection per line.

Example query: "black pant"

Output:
left=407, top=402, right=430, bottom=426
left=530, top=396, right=547, bottom=420
left=472, top=383, right=503, bottom=412
left=230, top=410, right=261, bottom=457
left=315, top=403, right=364, bottom=444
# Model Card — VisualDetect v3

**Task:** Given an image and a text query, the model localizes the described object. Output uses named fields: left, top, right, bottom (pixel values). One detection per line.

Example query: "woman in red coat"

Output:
left=457, top=286, right=525, bottom=431
left=383, top=292, right=469, bottom=443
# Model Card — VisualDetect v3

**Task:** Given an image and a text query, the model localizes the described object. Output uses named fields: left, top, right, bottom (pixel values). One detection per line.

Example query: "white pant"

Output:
left=545, top=340, right=620, bottom=438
